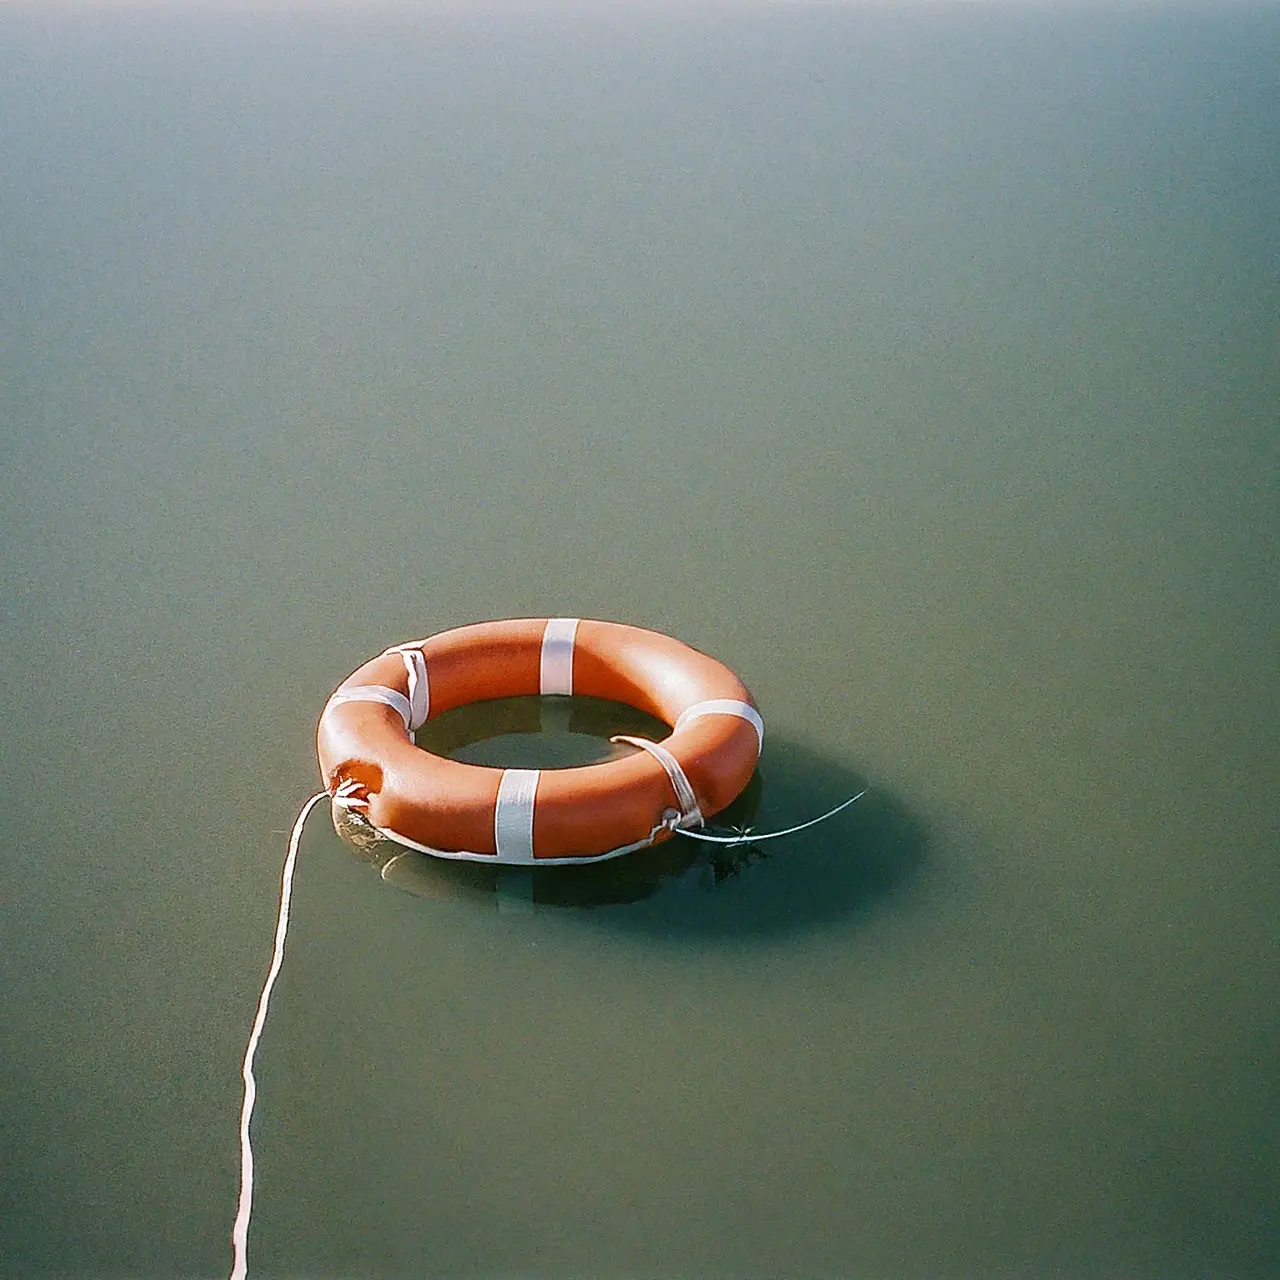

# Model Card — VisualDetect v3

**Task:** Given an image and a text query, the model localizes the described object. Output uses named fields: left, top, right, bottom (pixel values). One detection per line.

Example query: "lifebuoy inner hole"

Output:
left=414, top=694, right=672, bottom=770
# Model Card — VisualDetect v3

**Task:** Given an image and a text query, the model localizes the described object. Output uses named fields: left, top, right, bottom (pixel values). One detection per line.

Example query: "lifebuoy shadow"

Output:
left=345, top=720, right=927, bottom=939
left=538, top=734, right=927, bottom=938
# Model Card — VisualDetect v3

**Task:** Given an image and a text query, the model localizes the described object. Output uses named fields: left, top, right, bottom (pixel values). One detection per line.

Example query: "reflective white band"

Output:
left=386, top=645, right=430, bottom=730
left=326, top=685, right=412, bottom=733
left=611, top=735, right=703, bottom=828
left=539, top=617, right=579, bottom=696
left=494, top=768, right=539, bottom=864
left=674, top=698, right=764, bottom=755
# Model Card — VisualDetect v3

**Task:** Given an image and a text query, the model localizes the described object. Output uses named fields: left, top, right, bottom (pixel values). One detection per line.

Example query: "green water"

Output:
left=2, top=6, right=1276, bottom=1278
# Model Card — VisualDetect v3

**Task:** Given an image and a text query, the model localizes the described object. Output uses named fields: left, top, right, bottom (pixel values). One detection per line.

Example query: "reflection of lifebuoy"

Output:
left=317, top=618, right=763, bottom=865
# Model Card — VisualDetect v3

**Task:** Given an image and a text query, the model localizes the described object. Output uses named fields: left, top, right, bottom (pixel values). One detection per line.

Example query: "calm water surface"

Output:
left=2, top=7, right=1277, bottom=1278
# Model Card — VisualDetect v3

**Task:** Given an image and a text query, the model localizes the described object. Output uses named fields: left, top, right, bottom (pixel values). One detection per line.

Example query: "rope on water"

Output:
left=676, top=789, right=867, bottom=845
left=228, top=777, right=861, bottom=1274
left=230, top=790, right=328, bottom=1280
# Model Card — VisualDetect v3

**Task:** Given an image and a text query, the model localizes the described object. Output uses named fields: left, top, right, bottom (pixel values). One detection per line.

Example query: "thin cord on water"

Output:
left=230, top=790, right=328, bottom=1280
left=228, top=778, right=859, bottom=1274
left=676, top=789, right=867, bottom=845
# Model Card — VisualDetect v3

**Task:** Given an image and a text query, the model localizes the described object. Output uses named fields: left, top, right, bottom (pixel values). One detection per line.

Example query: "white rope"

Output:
left=610, top=735, right=703, bottom=828
left=676, top=789, right=867, bottom=845
left=331, top=777, right=370, bottom=811
left=385, top=646, right=430, bottom=730
left=230, top=790, right=328, bottom=1280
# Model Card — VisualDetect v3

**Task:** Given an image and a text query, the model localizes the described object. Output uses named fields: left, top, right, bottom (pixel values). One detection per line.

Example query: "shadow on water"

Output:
left=336, top=696, right=928, bottom=939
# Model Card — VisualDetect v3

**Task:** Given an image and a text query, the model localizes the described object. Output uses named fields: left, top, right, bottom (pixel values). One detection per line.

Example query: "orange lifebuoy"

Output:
left=317, top=618, right=763, bottom=865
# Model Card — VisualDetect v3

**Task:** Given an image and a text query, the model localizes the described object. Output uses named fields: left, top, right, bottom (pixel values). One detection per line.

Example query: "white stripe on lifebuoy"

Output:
left=325, top=685, right=413, bottom=733
left=494, top=768, right=539, bottom=864
left=539, top=617, right=579, bottom=696
left=674, top=698, right=764, bottom=754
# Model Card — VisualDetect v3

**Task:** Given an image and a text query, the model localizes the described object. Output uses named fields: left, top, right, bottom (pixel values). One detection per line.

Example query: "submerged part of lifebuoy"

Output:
left=317, top=618, right=763, bottom=865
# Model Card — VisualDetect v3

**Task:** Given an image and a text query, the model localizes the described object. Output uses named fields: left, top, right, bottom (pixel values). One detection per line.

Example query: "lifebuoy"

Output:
left=317, top=618, right=763, bottom=865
